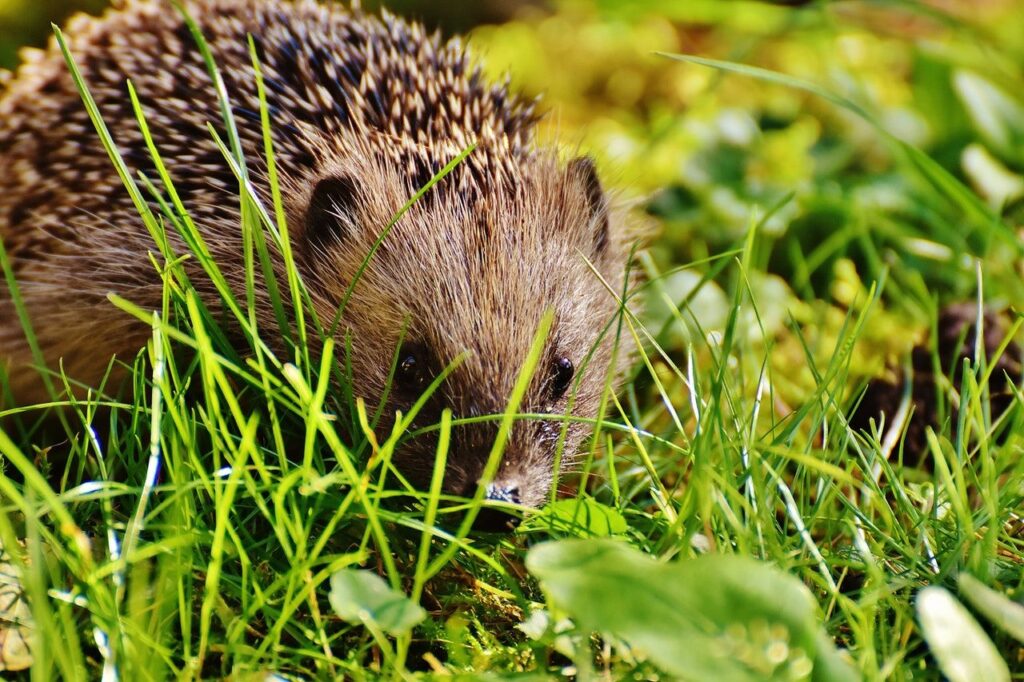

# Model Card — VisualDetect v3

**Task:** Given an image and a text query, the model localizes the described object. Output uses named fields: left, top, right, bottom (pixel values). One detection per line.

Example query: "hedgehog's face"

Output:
left=294, top=152, right=630, bottom=511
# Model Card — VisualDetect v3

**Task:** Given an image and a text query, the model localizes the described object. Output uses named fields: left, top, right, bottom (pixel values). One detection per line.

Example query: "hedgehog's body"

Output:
left=0, top=0, right=631, bottom=506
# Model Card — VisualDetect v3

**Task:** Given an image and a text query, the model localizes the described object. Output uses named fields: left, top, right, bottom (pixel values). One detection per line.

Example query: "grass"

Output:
left=1, top=1, right=1023, bottom=680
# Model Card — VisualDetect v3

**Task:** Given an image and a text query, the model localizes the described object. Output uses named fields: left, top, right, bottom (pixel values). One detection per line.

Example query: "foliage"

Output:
left=526, top=538, right=858, bottom=681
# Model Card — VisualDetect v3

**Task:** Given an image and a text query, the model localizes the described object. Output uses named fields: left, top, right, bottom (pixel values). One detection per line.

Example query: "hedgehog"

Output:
left=0, top=0, right=634, bottom=509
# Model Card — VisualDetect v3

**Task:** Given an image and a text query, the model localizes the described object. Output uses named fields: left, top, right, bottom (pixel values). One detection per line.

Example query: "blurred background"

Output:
left=3, top=0, right=1023, bottom=402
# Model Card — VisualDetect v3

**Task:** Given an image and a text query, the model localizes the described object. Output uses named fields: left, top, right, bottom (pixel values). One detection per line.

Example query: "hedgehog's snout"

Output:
left=473, top=482, right=524, bottom=532
left=485, top=482, right=521, bottom=505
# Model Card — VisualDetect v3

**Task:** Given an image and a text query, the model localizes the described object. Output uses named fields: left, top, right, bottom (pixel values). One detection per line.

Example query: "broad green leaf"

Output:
left=961, top=143, right=1024, bottom=207
left=958, top=574, right=1024, bottom=644
left=526, top=539, right=856, bottom=682
left=645, top=268, right=729, bottom=345
left=521, top=497, right=629, bottom=537
left=953, top=71, right=1024, bottom=164
left=917, top=586, right=1009, bottom=682
left=0, top=544, right=33, bottom=672
left=328, top=569, right=425, bottom=636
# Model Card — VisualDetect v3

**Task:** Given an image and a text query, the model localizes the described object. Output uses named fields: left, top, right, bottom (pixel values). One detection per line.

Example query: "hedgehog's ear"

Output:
left=568, top=156, right=609, bottom=259
left=304, top=175, right=359, bottom=249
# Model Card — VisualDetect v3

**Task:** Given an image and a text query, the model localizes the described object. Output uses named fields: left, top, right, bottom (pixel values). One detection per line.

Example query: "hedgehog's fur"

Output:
left=0, top=0, right=634, bottom=507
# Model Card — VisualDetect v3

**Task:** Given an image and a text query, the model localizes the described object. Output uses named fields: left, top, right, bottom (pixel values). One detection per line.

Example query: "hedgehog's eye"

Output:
left=550, top=357, right=575, bottom=400
left=396, top=345, right=432, bottom=393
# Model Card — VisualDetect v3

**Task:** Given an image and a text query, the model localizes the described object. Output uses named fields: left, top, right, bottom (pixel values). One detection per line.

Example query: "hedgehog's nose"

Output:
left=485, top=483, right=521, bottom=505
left=471, top=482, right=522, bottom=532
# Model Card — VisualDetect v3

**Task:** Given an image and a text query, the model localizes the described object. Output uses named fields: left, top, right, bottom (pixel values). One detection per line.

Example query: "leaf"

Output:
left=0, top=542, right=33, bottom=672
left=526, top=539, right=857, bottom=682
left=916, top=586, right=1009, bottom=682
left=961, top=143, right=1024, bottom=207
left=645, top=268, right=730, bottom=345
left=958, top=574, right=1024, bottom=644
left=521, top=497, right=629, bottom=537
left=953, top=71, right=1024, bottom=164
left=328, top=569, right=425, bottom=636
